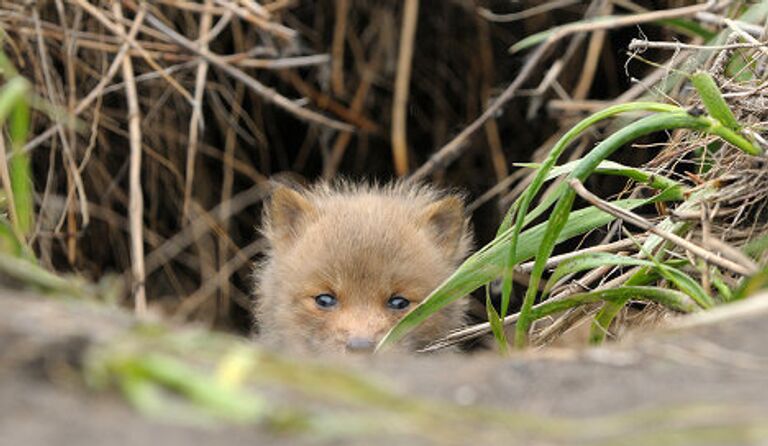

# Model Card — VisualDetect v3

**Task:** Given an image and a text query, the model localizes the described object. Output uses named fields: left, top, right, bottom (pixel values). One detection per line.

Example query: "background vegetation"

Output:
left=1, top=0, right=767, bottom=351
left=2, top=1, right=768, bottom=441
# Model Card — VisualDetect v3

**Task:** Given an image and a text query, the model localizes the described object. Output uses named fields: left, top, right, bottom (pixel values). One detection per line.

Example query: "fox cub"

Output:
left=253, top=182, right=472, bottom=353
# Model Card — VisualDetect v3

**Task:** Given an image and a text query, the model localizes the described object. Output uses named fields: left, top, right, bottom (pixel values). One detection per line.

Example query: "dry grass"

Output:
left=2, top=0, right=527, bottom=331
left=2, top=0, right=767, bottom=347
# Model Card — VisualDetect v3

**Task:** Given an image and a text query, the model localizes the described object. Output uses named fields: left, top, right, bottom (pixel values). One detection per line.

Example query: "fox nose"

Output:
left=345, top=337, right=376, bottom=353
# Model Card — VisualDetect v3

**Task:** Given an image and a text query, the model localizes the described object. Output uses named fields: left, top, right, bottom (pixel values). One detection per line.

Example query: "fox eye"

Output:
left=314, top=293, right=338, bottom=309
left=387, top=295, right=410, bottom=310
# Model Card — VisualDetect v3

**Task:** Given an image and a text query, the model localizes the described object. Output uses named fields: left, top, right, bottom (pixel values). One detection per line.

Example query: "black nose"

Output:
left=345, top=337, right=376, bottom=353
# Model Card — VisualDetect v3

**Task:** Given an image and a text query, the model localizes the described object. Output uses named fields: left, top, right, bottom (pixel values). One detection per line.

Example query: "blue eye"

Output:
left=387, top=296, right=410, bottom=310
left=314, top=294, right=338, bottom=309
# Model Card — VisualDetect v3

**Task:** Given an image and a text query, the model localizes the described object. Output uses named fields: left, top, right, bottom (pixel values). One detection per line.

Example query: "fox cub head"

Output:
left=254, top=182, right=471, bottom=354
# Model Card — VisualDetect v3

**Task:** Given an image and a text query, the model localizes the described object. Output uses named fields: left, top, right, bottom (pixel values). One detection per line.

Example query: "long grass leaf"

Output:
left=496, top=102, right=683, bottom=343
left=516, top=159, right=686, bottom=199
left=377, top=197, right=660, bottom=350
left=498, top=102, right=681, bottom=235
left=691, top=71, right=740, bottom=131
left=485, top=288, right=509, bottom=355
left=529, top=286, right=699, bottom=320
left=544, top=252, right=684, bottom=295
left=644, top=251, right=714, bottom=309
left=516, top=111, right=729, bottom=348
left=8, top=99, right=33, bottom=235
left=589, top=214, right=694, bottom=344
left=0, top=77, right=29, bottom=122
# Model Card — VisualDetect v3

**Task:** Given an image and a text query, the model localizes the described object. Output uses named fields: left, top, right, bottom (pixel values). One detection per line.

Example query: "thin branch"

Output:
left=212, top=0, right=295, bottom=40
left=172, top=238, right=266, bottom=321
left=391, top=0, right=419, bottom=176
left=477, top=0, right=581, bottom=23
left=143, top=12, right=354, bottom=132
left=695, top=11, right=765, bottom=37
left=517, top=236, right=646, bottom=273
left=31, top=7, right=90, bottom=227
left=408, top=41, right=550, bottom=182
left=143, top=184, right=269, bottom=276
left=724, top=18, right=768, bottom=60
left=73, top=0, right=194, bottom=102
left=629, top=38, right=768, bottom=52
left=541, top=1, right=718, bottom=46
left=114, top=2, right=146, bottom=316
left=569, top=179, right=758, bottom=276
left=330, top=0, right=349, bottom=96
left=182, top=0, right=214, bottom=222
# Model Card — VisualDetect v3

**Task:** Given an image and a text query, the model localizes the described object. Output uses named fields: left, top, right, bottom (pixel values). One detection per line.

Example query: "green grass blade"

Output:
left=498, top=101, right=681, bottom=235
left=658, top=18, right=716, bottom=40
left=496, top=103, right=683, bottom=340
left=0, top=219, right=22, bottom=256
left=642, top=249, right=714, bottom=309
left=543, top=253, right=691, bottom=296
left=516, top=159, right=686, bottom=199
left=8, top=99, right=33, bottom=235
left=691, top=71, right=740, bottom=131
left=733, top=266, right=768, bottom=301
left=589, top=210, right=697, bottom=344
left=515, top=112, right=713, bottom=347
left=529, top=286, right=699, bottom=321
left=112, top=354, right=267, bottom=423
left=377, top=197, right=662, bottom=351
left=485, top=287, right=509, bottom=355
left=516, top=109, right=756, bottom=347
left=588, top=267, right=657, bottom=344
left=0, top=77, right=30, bottom=122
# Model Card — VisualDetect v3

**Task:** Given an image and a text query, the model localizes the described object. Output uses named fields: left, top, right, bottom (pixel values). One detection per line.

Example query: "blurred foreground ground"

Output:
left=1, top=290, right=768, bottom=446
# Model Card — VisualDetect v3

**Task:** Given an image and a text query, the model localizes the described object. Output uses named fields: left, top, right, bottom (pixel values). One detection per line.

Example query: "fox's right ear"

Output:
left=265, top=187, right=316, bottom=249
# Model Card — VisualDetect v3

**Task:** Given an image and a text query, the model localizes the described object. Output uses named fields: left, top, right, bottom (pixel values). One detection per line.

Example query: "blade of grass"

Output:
left=691, top=70, right=740, bottom=131
left=516, top=110, right=755, bottom=348
left=8, top=97, right=33, bottom=235
left=733, top=266, right=768, bottom=301
left=0, top=251, right=83, bottom=295
left=485, top=286, right=509, bottom=355
left=0, top=77, right=30, bottom=122
left=515, top=159, right=686, bottom=199
left=544, top=252, right=681, bottom=294
left=588, top=266, right=658, bottom=344
left=529, top=286, right=699, bottom=320
left=590, top=187, right=713, bottom=342
left=711, top=270, right=733, bottom=302
left=640, top=246, right=715, bottom=309
left=109, top=353, right=267, bottom=423
left=377, top=195, right=666, bottom=351
left=496, top=102, right=683, bottom=346
left=498, top=101, right=682, bottom=234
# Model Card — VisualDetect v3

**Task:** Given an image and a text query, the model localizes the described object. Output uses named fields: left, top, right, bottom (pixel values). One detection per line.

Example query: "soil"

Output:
left=2, top=289, right=768, bottom=446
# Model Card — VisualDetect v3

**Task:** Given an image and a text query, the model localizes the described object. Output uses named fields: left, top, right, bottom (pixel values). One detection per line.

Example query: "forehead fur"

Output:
left=262, top=180, right=465, bottom=238
left=260, top=180, right=471, bottom=295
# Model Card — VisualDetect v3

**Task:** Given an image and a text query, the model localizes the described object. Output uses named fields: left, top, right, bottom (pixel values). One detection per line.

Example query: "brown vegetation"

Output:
left=2, top=0, right=767, bottom=347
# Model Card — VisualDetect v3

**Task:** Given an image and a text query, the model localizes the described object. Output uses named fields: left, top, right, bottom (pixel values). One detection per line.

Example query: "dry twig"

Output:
left=569, top=179, right=758, bottom=276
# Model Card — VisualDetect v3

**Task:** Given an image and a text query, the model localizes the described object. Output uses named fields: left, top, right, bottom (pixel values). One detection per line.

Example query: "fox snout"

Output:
left=338, top=324, right=387, bottom=353
left=345, top=336, right=377, bottom=353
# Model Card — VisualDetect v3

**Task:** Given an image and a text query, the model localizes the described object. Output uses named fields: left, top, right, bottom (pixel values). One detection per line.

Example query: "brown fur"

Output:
left=253, top=181, right=472, bottom=354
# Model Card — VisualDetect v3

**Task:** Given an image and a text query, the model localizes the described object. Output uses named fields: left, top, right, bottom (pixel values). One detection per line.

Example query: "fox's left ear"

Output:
left=265, top=186, right=316, bottom=250
left=418, top=196, right=466, bottom=258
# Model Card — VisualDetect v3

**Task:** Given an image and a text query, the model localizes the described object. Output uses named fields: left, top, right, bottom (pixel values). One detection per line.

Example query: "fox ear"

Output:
left=418, top=196, right=465, bottom=258
left=266, top=186, right=316, bottom=249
